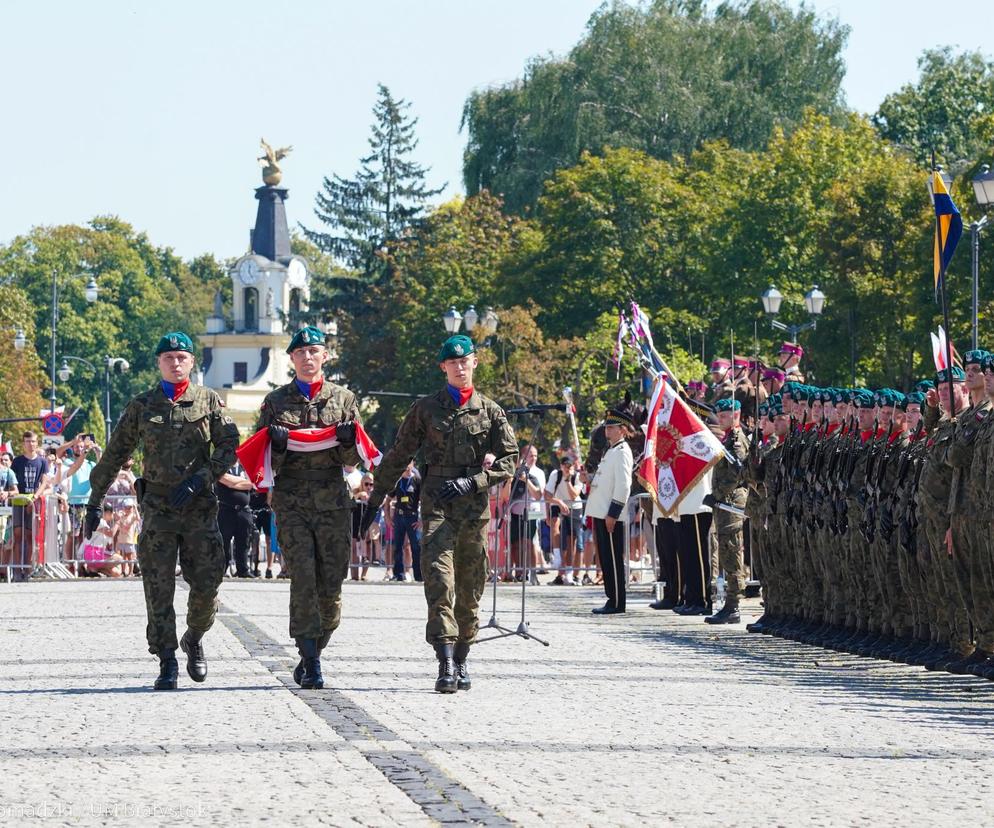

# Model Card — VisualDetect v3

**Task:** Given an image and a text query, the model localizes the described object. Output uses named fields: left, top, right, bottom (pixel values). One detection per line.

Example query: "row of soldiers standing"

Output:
left=723, top=348, right=994, bottom=678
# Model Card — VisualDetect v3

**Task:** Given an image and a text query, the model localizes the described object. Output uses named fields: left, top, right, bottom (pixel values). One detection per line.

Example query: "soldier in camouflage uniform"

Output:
left=744, top=398, right=787, bottom=633
left=918, top=371, right=975, bottom=672
left=85, top=332, right=239, bottom=690
left=944, top=350, right=994, bottom=674
left=969, top=354, right=994, bottom=678
left=363, top=334, right=518, bottom=693
left=704, top=397, right=749, bottom=625
left=257, top=326, right=362, bottom=690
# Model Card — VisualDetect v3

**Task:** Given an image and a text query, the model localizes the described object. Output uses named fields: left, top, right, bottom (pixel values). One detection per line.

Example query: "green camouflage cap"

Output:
left=286, top=325, right=326, bottom=354
left=438, top=334, right=475, bottom=361
left=155, top=331, right=195, bottom=356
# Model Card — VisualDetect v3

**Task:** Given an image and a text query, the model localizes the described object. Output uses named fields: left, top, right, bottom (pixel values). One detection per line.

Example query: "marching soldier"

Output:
left=257, top=325, right=362, bottom=690
left=362, top=334, right=517, bottom=693
left=705, top=398, right=749, bottom=624
left=85, top=332, right=239, bottom=690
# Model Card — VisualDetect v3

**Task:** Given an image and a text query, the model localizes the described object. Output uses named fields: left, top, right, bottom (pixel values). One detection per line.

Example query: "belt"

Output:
left=424, top=465, right=472, bottom=478
left=276, top=467, right=342, bottom=482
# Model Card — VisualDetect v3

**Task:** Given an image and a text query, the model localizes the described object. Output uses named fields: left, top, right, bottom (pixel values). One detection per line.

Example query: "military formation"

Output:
left=710, top=346, right=994, bottom=678
left=85, top=327, right=517, bottom=693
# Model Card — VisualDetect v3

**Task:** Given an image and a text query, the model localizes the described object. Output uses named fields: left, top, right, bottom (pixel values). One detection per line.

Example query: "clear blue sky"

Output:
left=1, top=0, right=991, bottom=261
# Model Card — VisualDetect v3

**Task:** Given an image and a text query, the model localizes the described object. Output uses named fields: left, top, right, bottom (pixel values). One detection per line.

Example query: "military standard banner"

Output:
left=638, top=374, right=723, bottom=516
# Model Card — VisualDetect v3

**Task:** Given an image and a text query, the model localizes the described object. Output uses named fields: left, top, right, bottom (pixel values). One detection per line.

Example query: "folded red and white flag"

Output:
left=236, top=424, right=382, bottom=489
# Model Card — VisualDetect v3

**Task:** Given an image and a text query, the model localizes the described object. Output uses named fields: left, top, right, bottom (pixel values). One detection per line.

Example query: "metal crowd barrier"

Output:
left=483, top=490, right=658, bottom=589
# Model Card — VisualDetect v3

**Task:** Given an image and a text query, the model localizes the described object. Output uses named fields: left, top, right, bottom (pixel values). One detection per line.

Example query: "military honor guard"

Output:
left=257, top=326, right=363, bottom=690
left=584, top=408, right=635, bottom=615
left=362, top=335, right=518, bottom=693
left=85, top=332, right=240, bottom=690
left=705, top=397, right=750, bottom=625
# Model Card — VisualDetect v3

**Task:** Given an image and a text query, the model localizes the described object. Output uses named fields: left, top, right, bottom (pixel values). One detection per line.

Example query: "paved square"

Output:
left=1, top=579, right=992, bottom=826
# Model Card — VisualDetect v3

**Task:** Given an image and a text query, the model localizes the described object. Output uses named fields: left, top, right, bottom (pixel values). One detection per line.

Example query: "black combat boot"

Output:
left=179, top=629, right=207, bottom=683
left=293, top=631, right=331, bottom=686
left=295, top=638, right=324, bottom=689
left=705, top=603, right=741, bottom=625
left=944, top=648, right=991, bottom=675
left=453, top=642, right=472, bottom=691
left=745, top=614, right=769, bottom=634
left=154, top=649, right=179, bottom=691
left=434, top=643, right=458, bottom=694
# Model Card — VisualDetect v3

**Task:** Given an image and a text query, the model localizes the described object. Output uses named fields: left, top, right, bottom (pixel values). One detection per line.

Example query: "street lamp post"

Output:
left=440, top=305, right=499, bottom=342
left=760, top=285, right=826, bottom=343
left=49, top=270, right=98, bottom=411
left=58, top=354, right=128, bottom=438
left=971, top=163, right=994, bottom=350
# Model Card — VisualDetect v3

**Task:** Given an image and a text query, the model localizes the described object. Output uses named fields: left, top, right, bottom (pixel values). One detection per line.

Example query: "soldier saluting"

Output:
left=257, top=325, right=362, bottom=691
left=362, top=335, right=517, bottom=693
left=85, top=332, right=239, bottom=690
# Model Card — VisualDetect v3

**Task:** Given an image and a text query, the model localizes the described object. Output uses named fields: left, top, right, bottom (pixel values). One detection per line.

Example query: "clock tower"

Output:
left=200, top=166, right=314, bottom=430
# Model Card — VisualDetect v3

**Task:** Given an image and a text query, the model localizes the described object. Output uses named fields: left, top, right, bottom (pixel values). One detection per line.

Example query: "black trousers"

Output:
left=677, top=512, right=712, bottom=608
left=219, top=505, right=254, bottom=575
left=655, top=520, right=682, bottom=604
left=594, top=517, right=626, bottom=611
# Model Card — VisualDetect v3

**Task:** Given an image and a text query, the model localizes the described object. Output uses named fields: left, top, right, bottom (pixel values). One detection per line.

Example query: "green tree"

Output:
left=0, top=282, right=47, bottom=421
left=461, top=0, right=848, bottom=213
left=301, top=84, right=444, bottom=313
left=873, top=48, right=994, bottom=167
left=0, top=218, right=223, bottom=423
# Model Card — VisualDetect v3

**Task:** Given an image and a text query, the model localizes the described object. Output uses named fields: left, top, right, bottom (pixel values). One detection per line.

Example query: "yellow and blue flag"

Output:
left=932, top=170, right=963, bottom=289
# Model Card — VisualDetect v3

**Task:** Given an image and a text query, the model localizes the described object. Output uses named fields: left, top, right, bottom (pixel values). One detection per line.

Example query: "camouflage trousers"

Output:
left=713, top=505, right=746, bottom=605
left=272, top=490, right=350, bottom=641
left=137, top=495, right=225, bottom=656
left=420, top=500, right=489, bottom=646
left=923, top=517, right=973, bottom=653
left=952, top=513, right=994, bottom=651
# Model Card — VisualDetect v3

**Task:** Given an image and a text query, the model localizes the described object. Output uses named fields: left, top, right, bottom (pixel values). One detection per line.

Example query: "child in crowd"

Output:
left=81, top=503, right=123, bottom=578
left=115, top=497, right=140, bottom=577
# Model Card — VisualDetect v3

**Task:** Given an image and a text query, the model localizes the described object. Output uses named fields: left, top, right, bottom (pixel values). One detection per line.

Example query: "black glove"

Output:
left=269, top=424, right=289, bottom=453
left=879, top=505, right=894, bottom=540
left=336, top=420, right=356, bottom=448
left=84, top=505, right=101, bottom=539
left=702, top=493, right=717, bottom=509
left=169, top=475, right=205, bottom=509
left=359, top=493, right=384, bottom=537
left=439, top=477, right=476, bottom=501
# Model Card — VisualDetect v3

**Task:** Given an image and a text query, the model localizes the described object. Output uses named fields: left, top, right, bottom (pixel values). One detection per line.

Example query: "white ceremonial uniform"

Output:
left=585, top=439, right=633, bottom=611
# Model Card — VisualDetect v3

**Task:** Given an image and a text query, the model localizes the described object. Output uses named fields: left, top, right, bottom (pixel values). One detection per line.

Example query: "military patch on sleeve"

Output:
left=222, top=415, right=234, bottom=425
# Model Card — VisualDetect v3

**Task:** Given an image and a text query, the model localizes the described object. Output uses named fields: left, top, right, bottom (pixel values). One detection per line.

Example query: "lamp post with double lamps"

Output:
left=58, top=355, right=130, bottom=438
left=441, top=305, right=500, bottom=343
left=760, top=285, right=827, bottom=343
left=970, top=164, right=994, bottom=350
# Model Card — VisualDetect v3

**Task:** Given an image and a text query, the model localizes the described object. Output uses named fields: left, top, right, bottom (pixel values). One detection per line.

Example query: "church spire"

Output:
left=251, top=185, right=291, bottom=262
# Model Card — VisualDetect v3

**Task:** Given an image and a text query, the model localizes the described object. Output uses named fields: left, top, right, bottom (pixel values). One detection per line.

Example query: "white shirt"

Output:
left=545, top=468, right=582, bottom=509
left=584, top=440, right=633, bottom=520
left=509, top=464, right=547, bottom=518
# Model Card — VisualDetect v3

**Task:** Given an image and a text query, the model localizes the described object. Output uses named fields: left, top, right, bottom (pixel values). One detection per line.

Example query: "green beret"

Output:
left=914, top=379, right=935, bottom=393
left=936, top=366, right=966, bottom=383
left=964, top=349, right=991, bottom=367
left=758, top=402, right=769, bottom=416
left=438, top=334, right=475, bottom=362
left=286, top=325, right=326, bottom=354
left=985, top=353, right=994, bottom=371
left=769, top=402, right=785, bottom=418
left=904, top=391, right=925, bottom=407
left=831, top=388, right=847, bottom=405
left=714, top=398, right=741, bottom=413
left=852, top=391, right=875, bottom=409
left=155, top=331, right=194, bottom=356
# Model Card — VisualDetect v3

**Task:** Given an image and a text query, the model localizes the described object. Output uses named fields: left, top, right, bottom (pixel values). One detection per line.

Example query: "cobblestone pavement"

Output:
left=1, top=577, right=993, bottom=827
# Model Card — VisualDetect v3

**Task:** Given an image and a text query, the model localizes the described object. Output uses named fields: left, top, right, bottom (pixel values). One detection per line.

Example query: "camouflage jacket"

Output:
left=257, top=380, right=361, bottom=510
left=373, top=388, right=518, bottom=519
left=712, top=426, right=749, bottom=505
left=947, top=399, right=993, bottom=516
left=88, top=384, right=239, bottom=508
left=917, top=417, right=958, bottom=533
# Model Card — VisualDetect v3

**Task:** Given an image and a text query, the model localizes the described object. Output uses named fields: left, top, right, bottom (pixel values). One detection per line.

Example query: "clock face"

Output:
left=238, top=258, right=260, bottom=285
left=287, top=258, right=306, bottom=287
